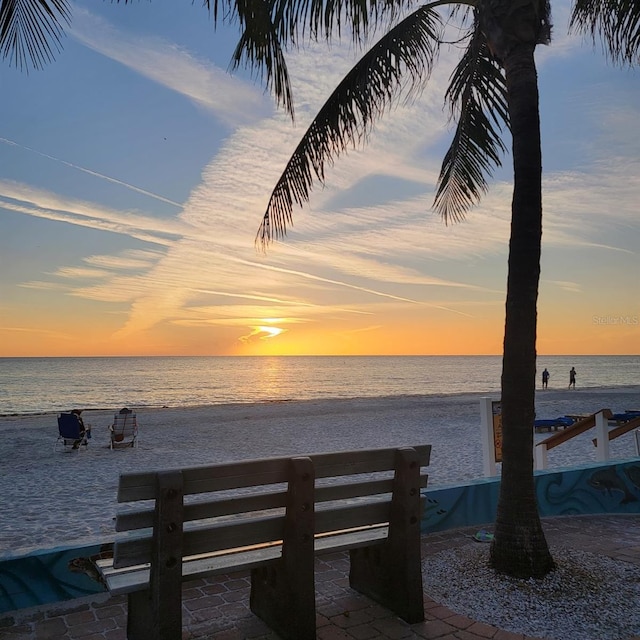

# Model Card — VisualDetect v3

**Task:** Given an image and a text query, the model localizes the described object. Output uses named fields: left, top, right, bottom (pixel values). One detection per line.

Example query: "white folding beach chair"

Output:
left=109, top=409, right=138, bottom=449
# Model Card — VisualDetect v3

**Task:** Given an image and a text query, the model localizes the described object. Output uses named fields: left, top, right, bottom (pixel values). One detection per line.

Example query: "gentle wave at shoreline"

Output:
left=2, top=383, right=639, bottom=419
left=2, top=355, right=638, bottom=415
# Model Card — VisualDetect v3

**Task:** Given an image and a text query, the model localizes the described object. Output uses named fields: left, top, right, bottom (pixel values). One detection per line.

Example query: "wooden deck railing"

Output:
left=535, top=409, right=616, bottom=470
left=591, top=415, right=640, bottom=447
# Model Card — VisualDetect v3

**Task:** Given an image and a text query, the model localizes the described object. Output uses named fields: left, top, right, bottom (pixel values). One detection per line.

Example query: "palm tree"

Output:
left=2, top=0, right=637, bottom=578
left=250, top=0, right=638, bottom=578
left=257, top=0, right=557, bottom=578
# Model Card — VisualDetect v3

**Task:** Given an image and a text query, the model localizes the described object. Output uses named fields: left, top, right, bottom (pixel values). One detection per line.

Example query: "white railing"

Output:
left=480, top=402, right=640, bottom=476
left=534, top=410, right=610, bottom=470
left=534, top=410, right=640, bottom=470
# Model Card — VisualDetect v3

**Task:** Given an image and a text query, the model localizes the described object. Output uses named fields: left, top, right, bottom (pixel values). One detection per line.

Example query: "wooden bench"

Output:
left=96, top=444, right=431, bottom=640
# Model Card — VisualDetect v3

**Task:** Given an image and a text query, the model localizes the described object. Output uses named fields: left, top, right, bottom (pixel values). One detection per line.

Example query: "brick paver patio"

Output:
left=1, top=514, right=638, bottom=640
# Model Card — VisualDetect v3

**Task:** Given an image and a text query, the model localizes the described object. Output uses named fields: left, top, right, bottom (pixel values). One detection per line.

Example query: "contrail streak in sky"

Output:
left=0, top=137, right=182, bottom=208
left=233, top=257, right=474, bottom=317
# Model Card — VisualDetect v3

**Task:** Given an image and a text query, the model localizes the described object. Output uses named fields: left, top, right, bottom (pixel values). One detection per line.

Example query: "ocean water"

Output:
left=1, top=355, right=638, bottom=416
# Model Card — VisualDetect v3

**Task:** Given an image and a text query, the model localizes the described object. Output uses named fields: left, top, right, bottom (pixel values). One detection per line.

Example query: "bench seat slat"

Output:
left=98, top=545, right=283, bottom=595
left=99, top=525, right=390, bottom=595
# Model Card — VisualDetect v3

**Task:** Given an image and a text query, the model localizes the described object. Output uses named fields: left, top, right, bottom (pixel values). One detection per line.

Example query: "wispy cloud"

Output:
left=0, top=326, right=74, bottom=340
left=4, top=9, right=639, bottom=354
left=0, top=180, right=191, bottom=245
left=547, top=280, right=582, bottom=293
left=70, top=7, right=270, bottom=126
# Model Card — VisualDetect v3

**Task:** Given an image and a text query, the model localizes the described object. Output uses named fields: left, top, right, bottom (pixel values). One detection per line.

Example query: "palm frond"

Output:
left=570, top=0, right=640, bottom=65
left=270, top=0, right=415, bottom=42
left=256, top=4, right=443, bottom=246
left=434, top=23, right=508, bottom=223
left=229, top=0, right=295, bottom=117
left=0, top=0, right=70, bottom=70
left=221, top=1, right=417, bottom=119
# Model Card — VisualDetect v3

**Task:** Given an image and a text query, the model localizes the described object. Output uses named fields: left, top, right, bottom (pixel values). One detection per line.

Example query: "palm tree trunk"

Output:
left=489, top=42, right=555, bottom=578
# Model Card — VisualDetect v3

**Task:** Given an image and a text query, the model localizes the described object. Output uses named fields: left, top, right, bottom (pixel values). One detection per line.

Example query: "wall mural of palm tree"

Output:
left=2, top=0, right=638, bottom=579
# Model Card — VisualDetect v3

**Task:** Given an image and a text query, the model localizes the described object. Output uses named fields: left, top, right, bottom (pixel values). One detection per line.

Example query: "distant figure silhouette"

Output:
left=542, top=368, right=550, bottom=389
left=569, top=367, right=577, bottom=389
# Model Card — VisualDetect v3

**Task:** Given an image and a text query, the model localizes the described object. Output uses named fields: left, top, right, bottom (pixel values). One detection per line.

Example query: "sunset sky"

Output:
left=1, top=0, right=638, bottom=357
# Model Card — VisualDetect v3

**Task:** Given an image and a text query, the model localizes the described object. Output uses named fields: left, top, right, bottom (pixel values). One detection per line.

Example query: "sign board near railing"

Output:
left=492, top=401, right=502, bottom=463
left=480, top=398, right=502, bottom=476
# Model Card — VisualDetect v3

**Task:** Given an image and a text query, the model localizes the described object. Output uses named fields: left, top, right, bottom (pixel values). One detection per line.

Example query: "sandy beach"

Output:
left=1, top=386, right=639, bottom=557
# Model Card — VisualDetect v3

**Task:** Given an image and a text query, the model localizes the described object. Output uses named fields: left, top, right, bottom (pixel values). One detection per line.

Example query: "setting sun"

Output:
left=258, top=326, right=284, bottom=339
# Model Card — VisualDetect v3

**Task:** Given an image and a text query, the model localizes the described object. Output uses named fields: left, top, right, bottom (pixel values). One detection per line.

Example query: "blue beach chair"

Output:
left=533, top=416, right=574, bottom=432
left=610, top=411, right=640, bottom=424
left=55, top=413, right=89, bottom=451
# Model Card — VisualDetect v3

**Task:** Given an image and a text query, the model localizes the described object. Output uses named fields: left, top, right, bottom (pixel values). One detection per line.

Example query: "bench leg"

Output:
left=349, top=447, right=425, bottom=623
left=127, top=590, right=154, bottom=640
left=250, top=457, right=316, bottom=640
left=127, top=588, right=181, bottom=640
left=350, top=539, right=423, bottom=623
left=126, top=471, right=183, bottom=640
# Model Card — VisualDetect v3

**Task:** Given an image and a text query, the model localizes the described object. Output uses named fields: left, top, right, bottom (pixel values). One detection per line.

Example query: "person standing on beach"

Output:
left=569, top=367, right=577, bottom=389
left=542, top=368, right=550, bottom=389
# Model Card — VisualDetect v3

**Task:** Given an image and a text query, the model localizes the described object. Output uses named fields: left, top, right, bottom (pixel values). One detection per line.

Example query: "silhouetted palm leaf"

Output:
left=257, top=4, right=443, bottom=246
left=434, top=23, right=509, bottom=222
left=268, top=0, right=413, bottom=41
left=228, top=0, right=295, bottom=117
left=0, top=0, right=70, bottom=70
left=570, top=0, right=640, bottom=64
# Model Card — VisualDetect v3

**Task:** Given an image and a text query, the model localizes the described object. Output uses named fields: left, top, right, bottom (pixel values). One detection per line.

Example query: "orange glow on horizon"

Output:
left=1, top=306, right=637, bottom=357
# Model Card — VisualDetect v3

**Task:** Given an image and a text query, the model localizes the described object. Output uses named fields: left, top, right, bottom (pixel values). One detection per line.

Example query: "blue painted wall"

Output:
left=422, top=459, right=640, bottom=533
left=0, top=543, right=108, bottom=614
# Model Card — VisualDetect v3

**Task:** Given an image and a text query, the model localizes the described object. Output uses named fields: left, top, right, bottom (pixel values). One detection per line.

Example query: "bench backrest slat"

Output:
left=114, top=513, right=286, bottom=568
left=316, top=500, right=390, bottom=534
left=315, top=473, right=427, bottom=503
left=113, top=445, right=430, bottom=569
left=117, top=488, right=289, bottom=532
left=311, top=445, right=429, bottom=477
left=118, top=458, right=291, bottom=502
left=117, top=445, right=431, bottom=502
left=116, top=473, right=428, bottom=533
left=113, top=493, right=426, bottom=569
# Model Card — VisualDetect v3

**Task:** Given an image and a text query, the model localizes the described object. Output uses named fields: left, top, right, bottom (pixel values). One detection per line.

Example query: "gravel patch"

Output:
left=423, top=544, right=640, bottom=640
